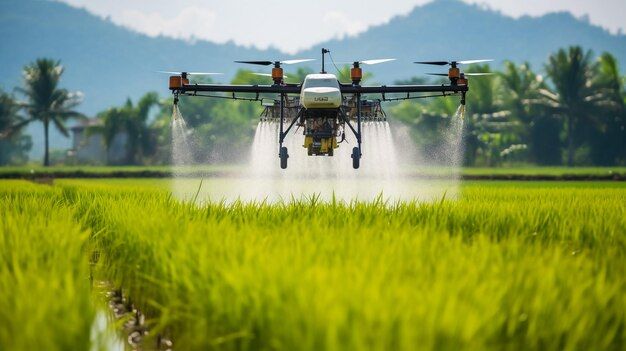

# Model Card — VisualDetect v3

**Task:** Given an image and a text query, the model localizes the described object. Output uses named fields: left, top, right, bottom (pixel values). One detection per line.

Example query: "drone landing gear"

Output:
left=339, top=93, right=363, bottom=169
left=280, top=147, right=289, bottom=169
left=277, top=93, right=303, bottom=169
left=351, top=147, right=361, bottom=169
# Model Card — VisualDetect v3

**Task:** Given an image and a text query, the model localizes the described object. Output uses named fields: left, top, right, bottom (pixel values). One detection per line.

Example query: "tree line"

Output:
left=392, top=47, right=626, bottom=166
left=0, top=46, right=624, bottom=167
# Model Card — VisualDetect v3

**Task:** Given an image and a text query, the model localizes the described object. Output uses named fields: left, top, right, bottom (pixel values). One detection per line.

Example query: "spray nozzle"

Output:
left=460, top=92, right=466, bottom=106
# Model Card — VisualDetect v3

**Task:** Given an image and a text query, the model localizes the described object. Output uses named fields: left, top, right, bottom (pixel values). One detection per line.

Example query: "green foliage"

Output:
left=392, top=47, right=626, bottom=167
left=2, top=47, right=625, bottom=167
left=94, top=92, right=159, bottom=165
left=0, top=90, right=32, bottom=165
left=593, top=53, right=626, bottom=165
left=151, top=69, right=261, bottom=164
left=499, top=62, right=560, bottom=165
left=16, top=58, right=83, bottom=166
left=0, top=181, right=96, bottom=350
left=539, top=47, right=606, bottom=166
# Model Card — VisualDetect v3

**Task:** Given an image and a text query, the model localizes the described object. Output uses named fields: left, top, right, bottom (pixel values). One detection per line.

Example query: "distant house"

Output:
left=69, top=118, right=128, bottom=164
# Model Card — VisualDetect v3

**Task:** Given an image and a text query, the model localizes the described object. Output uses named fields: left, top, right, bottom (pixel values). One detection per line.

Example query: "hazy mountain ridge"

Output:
left=303, top=0, right=626, bottom=81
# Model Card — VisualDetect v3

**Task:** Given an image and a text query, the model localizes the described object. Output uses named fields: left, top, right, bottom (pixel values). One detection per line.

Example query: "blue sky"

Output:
left=60, top=0, right=626, bottom=53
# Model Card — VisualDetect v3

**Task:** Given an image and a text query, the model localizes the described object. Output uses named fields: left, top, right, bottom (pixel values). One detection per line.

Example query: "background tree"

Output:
left=151, top=71, right=259, bottom=164
left=540, top=47, right=604, bottom=166
left=0, top=90, right=32, bottom=165
left=16, top=58, right=83, bottom=166
left=95, top=92, right=158, bottom=165
left=461, top=64, right=515, bottom=166
left=499, top=62, right=560, bottom=164
left=591, top=53, right=626, bottom=165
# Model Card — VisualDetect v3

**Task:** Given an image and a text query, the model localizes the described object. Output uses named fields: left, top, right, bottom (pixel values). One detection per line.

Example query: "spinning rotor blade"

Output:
left=427, top=72, right=494, bottom=77
left=415, top=61, right=450, bottom=66
left=157, top=71, right=223, bottom=75
left=280, top=59, right=315, bottom=65
left=457, top=59, right=494, bottom=65
left=415, top=59, right=494, bottom=66
left=235, top=59, right=315, bottom=66
left=336, top=59, right=396, bottom=65
left=252, top=72, right=290, bottom=79
left=360, top=58, right=396, bottom=65
left=235, top=61, right=273, bottom=66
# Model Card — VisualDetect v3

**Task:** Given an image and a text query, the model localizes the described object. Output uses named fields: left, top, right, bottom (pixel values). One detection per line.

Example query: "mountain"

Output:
left=303, top=0, right=626, bottom=82
left=1, top=0, right=626, bottom=158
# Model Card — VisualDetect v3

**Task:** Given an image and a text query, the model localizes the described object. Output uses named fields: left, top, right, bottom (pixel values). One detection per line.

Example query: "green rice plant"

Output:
left=0, top=181, right=96, bottom=350
left=1, top=180, right=624, bottom=351
left=76, top=181, right=625, bottom=350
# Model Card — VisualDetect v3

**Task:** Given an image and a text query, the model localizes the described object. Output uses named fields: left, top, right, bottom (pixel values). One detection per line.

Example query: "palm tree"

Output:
left=499, top=62, right=561, bottom=164
left=462, top=64, right=512, bottom=166
left=95, top=92, right=159, bottom=164
left=0, top=90, right=32, bottom=165
left=0, top=90, right=20, bottom=137
left=16, top=58, right=83, bottom=166
left=592, top=52, right=626, bottom=164
left=540, top=47, right=604, bottom=166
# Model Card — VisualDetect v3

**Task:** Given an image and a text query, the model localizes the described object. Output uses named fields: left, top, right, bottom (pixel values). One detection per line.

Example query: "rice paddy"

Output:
left=1, top=179, right=625, bottom=350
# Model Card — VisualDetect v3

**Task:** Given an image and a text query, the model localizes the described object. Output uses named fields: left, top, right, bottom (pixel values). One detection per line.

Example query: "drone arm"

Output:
left=172, top=84, right=302, bottom=95
left=340, top=84, right=468, bottom=94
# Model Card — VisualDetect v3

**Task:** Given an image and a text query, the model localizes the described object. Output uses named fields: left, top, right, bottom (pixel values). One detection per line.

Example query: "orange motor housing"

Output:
left=169, top=76, right=189, bottom=90
left=272, top=67, right=284, bottom=81
left=448, top=67, right=460, bottom=80
left=351, top=66, right=362, bottom=84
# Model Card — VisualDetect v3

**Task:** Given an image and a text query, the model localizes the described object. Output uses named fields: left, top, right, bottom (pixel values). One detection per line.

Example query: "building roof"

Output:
left=70, top=118, right=102, bottom=132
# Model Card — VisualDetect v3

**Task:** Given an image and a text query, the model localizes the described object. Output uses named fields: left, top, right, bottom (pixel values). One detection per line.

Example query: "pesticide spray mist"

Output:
left=171, top=104, right=466, bottom=204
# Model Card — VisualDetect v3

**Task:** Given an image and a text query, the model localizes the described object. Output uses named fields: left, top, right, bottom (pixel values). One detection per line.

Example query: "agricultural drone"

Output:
left=166, top=48, right=491, bottom=169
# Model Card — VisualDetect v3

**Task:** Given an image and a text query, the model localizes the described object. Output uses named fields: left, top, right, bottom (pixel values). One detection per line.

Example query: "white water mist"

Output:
left=171, top=104, right=466, bottom=204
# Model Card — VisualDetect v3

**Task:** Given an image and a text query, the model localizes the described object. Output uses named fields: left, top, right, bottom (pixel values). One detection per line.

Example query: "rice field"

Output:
left=1, top=179, right=625, bottom=350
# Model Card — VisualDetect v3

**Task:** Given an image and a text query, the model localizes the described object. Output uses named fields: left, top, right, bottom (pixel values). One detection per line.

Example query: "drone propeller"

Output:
left=236, top=59, right=312, bottom=83
left=415, top=59, right=493, bottom=66
left=235, top=59, right=315, bottom=66
left=157, top=71, right=223, bottom=76
left=336, top=58, right=396, bottom=65
left=252, top=72, right=290, bottom=79
left=427, top=72, right=494, bottom=77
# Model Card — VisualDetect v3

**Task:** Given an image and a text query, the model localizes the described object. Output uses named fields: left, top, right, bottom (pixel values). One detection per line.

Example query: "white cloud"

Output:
left=322, top=11, right=367, bottom=38
left=60, top=0, right=626, bottom=52
left=116, top=6, right=217, bottom=40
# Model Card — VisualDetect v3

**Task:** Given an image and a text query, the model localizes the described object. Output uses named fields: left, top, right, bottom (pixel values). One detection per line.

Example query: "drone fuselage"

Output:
left=299, top=74, right=343, bottom=156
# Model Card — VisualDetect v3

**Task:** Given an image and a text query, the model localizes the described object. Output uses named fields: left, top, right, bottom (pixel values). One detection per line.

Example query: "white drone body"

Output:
left=300, top=74, right=342, bottom=109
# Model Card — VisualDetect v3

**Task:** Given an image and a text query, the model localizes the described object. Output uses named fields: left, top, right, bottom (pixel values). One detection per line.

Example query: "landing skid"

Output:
left=277, top=93, right=363, bottom=169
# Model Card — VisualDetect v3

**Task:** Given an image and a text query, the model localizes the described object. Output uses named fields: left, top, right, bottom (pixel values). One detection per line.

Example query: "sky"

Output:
left=60, top=0, right=626, bottom=54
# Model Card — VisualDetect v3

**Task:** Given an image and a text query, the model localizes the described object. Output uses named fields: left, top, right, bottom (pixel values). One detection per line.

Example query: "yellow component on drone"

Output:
left=320, top=139, right=329, bottom=153
left=303, top=136, right=313, bottom=148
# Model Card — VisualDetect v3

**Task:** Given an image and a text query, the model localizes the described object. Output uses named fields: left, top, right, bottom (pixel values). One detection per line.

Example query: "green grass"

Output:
left=0, top=180, right=625, bottom=350
left=462, top=166, right=626, bottom=176
left=1, top=165, right=625, bottom=179
left=0, top=181, right=95, bottom=350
